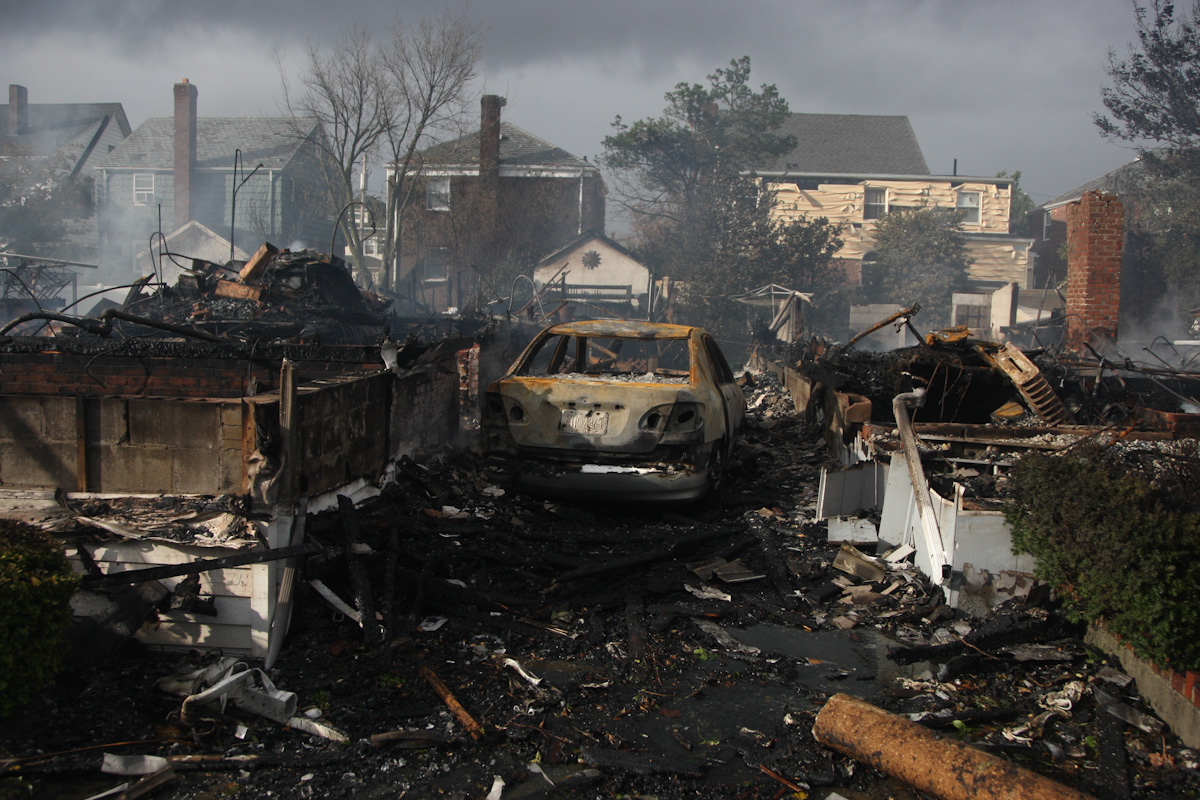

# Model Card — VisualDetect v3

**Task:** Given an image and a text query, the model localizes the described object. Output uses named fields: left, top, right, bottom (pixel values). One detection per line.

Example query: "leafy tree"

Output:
left=998, top=170, right=1035, bottom=237
left=863, top=206, right=971, bottom=327
left=1095, top=0, right=1200, bottom=318
left=601, top=57, right=842, bottom=339
left=0, top=140, right=94, bottom=260
left=280, top=14, right=481, bottom=290
left=1095, top=0, right=1200, bottom=149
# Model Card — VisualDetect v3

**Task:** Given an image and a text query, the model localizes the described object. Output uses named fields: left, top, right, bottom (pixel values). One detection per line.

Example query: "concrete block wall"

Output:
left=1, top=340, right=462, bottom=496
left=1066, top=190, right=1123, bottom=350
left=0, top=349, right=381, bottom=399
left=0, top=394, right=248, bottom=493
left=390, top=368, right=459, bottom=458
left=295, top=374, right=391, bottom=495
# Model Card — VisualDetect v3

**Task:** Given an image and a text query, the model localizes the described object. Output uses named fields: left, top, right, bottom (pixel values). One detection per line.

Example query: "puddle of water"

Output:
left=635, top=681, right=812, bottom=785
left=728, top=624, right=911, bottom=699
left=626, top=625, right=924, bottom=789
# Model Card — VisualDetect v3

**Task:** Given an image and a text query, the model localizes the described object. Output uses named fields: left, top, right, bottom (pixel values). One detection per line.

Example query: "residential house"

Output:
left=94, top=80, right=333, bottom=284
left=1029, top=158, right=1144, bottom=294
left=391, top=95, right=605, bottom=313
left=752, top=113, right=1033, bottom=330
left=531, top=233, right=653, bottom=319
left=0, top=84, right=131, bottom=261
left=2, top=84, right=130, bottom=179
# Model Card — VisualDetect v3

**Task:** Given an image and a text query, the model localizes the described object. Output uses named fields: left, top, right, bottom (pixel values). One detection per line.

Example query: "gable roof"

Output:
left=532, top=233, right=645, bottom=271
left=97, top=117, right=320, bottom=171
left=753, top=113, right=929, bottom=176
left=1041, top=158, right=1146, bottom=210
left=416, top=122, right=594, bottom=171
left=0, top=101, right=131, bottom=155
left=0, top=101, right=132, bottom=177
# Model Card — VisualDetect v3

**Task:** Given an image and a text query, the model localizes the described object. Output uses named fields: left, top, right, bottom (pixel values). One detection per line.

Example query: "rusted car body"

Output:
left=483, top=320, right=745, bottom=501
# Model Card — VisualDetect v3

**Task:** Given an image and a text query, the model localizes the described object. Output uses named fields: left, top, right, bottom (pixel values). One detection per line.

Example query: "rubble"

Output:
left=1, top=371, right=1199, bottom=799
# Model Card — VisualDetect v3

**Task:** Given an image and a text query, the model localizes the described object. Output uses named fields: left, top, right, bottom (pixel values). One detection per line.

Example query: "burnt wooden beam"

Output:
left=80, top=542, right=325, bottom=588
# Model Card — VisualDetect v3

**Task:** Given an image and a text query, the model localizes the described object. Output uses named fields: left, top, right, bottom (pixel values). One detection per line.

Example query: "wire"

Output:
left=0, top=267, right=45, bottom=313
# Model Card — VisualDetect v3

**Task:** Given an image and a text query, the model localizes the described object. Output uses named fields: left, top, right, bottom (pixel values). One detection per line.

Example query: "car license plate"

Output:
left=561, top=409, right=608, bottom=435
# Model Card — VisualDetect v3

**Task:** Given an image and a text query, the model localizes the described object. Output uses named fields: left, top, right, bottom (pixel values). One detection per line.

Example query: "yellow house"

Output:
left=751, top=114, right=1033, bottom=290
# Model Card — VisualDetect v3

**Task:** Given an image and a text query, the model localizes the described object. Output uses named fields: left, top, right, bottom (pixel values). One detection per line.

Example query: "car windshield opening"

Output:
left=520, top=334, right=692, bottom=382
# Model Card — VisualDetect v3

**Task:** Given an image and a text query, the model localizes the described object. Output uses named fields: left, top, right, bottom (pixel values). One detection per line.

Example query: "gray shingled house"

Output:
left=1, top=84, right=132, bottom=262
left=94, top=80, right=334, bottom=283
left=389, top=95, right=605, bottom=313
left=2, top=84, right=131, bottom=178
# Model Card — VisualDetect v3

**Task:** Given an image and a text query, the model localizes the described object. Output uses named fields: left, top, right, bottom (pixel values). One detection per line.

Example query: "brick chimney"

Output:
left=173, top=79, right=198, bottom=229
left=479, top=95, right=506, bottom=258
left=8, top=85, right=28, bottom=136
left=1065, top=190, right=1123, bottom=351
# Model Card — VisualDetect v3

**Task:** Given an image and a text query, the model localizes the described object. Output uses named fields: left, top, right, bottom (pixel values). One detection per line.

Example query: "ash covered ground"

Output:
left=3, top=375, right=1198, bottom=800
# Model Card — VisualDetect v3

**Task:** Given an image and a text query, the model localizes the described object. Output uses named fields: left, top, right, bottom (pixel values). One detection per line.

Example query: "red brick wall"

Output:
left=1066, top=191, right=1123, bottom=351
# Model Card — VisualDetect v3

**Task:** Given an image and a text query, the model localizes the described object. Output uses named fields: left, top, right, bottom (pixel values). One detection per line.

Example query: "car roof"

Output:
left=544, top=320, right=699, bottom=340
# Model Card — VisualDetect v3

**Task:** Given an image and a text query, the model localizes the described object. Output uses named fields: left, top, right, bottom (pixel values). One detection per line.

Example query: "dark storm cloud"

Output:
left=0, top=0, right=1148, bottom=202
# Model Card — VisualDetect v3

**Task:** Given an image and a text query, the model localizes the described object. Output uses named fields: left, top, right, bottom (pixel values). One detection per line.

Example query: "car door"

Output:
left=701, top=334, right=745, bottom=447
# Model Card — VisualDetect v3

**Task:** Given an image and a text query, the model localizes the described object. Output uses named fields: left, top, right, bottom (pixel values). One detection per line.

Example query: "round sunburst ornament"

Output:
left=581, top=249, right=601, bottom=270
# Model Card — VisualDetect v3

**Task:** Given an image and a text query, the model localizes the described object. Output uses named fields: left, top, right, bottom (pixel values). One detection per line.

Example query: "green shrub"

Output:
left=1005, top=449, right=1200, bottom=670
left=0, top=520, right=79, bottom=715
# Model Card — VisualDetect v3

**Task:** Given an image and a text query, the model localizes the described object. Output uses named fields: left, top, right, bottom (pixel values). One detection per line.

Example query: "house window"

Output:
left=864, top=187, right=887, bottom=220
left=133, top=174, right=154, bottom=205
left=426, top=177, right=450, bottom=211
left=420, top=247, right=448, bottom=282
left=1042, top=211, right=1053, bottom=240
left=954, top=300, right=990, bottom=333
left=956, top=191, right=981, bottom=225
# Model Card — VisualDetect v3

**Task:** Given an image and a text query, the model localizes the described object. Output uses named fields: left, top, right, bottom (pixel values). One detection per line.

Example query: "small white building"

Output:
left=532, top=234, right=652, bottom=319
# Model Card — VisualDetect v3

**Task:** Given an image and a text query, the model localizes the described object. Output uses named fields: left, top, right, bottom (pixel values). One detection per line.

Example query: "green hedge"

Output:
left=0, top=520, right=79, bottom=715
left=1005, top=449, right=1200, bottom=670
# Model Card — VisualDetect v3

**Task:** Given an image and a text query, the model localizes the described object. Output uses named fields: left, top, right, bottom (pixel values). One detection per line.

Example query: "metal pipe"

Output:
left=1, top=309, right=225, bottom=343
left=893, top=387, right=951, bottom=585
left=99, top=309, right=226, bottom=343
left=231, top=149, right=264, bottom=263
left=0, top=312, right=107, bottom=337
left=813, top=693, right=1095, bottom=800
left=839, top=303, right=921, bottom=355
left=0, top=252, right=99, bottom=269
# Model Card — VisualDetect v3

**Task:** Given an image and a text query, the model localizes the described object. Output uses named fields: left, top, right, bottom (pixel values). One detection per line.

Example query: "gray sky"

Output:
left=1, top=0, right=1144, bottom=207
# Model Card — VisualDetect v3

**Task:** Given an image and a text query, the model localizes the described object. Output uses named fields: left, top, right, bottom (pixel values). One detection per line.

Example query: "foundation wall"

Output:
left=0, top=394, right=247, bottom=493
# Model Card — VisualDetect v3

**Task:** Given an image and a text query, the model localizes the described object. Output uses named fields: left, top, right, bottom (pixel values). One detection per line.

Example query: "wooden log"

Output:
left=420, top=667, right=483, bottom=741
left=238, top=242, right=279, bottom=283
left=214, top=279, right=264, bottom=301
left=368, top=730, right=457, bottom=748
left=813, top=693, right=1096, bottom=800
left=339, top=495, right=380, bottom=646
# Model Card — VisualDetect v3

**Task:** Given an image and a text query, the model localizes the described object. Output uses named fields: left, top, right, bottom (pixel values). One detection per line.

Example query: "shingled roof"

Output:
left=416, top=122, right=592, bottom=171
left=97, top=117, right=320, bottom=171
left=754, top=113, right=929, bottom=176
left=1041, top=157, right=1146, bottom=209
left=0, top=101, right=131, bottom=156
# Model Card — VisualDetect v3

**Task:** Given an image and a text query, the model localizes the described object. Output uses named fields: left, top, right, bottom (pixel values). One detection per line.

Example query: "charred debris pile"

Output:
left=116, top=245, right=387, bottom=346
left=783, top=324, right=1200, bottom=508
left=3, top=381, right=1199, bottom=799
left=2, top=244, right=399, bottom=347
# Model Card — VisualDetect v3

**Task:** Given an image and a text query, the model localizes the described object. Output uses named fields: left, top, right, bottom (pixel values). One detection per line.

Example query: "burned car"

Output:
left=483, top=320, right=745, bottom=501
